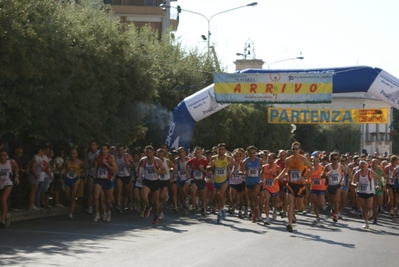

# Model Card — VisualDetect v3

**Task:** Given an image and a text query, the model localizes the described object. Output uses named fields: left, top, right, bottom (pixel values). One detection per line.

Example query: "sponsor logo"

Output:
left=380, top=89, right=399, bottom=105
left=165, top=121, right=175, bottom=147
left=203, top=91, right=223, bottom=115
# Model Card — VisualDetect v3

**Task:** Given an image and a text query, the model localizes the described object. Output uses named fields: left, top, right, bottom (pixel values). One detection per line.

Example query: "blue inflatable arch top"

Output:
left=165, top=66, right=399, bottom=150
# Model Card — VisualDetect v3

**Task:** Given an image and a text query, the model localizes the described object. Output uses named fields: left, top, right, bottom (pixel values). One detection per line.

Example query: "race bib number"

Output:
left=265, top=179, right=273, bottom=187
left=160, top=174, right=165, bottom=179
left=146, top=166, right=154, bottom=174
left=118, top=165, right=125, bottom=173
left=232, top=171, right=240, bottom=178
left=215, top=167, right=226, bottom=177
left=98, top=168, right=108, bottom=179
left=0, top=169, right=7, bottom=179
left=290, top=170, right=300, bottom=182
left=330, top=174, right=338, bottom=182
left=360, top=184, right=368, bottom=192
left=313, top=178, right=321, bottom=185
left=179, top=170, right=186, bottom=175
left=67, top=170, right=77, bottom=179
left=247, top=168, right=259, bottom=177
left=193, top=170, right=203, bottom=180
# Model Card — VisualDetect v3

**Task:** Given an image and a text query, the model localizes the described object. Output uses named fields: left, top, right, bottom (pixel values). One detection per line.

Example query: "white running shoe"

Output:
left=106, top=212, right=111, bottom=222
left=29, top=206, right=40, bottom=211
left=5, top=213, right=11, bottom=227
left=68, top=213, right=73, bottom=220
left=158, top=212, right=165, bottom=220
left=272, top=209, right=277, bottom=220
left=87, top=206, right=93, bottom=215
left=93, top=213, right=100, bottom=222
left=264, top=217, right=271, bottom=225
left=367, top=210, right=373, bottom=219
left=101, top=213, right=107, bottom=221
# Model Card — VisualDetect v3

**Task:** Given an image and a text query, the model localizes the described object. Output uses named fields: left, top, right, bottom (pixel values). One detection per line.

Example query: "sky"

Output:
left=168, top=0, right=399, bottom=76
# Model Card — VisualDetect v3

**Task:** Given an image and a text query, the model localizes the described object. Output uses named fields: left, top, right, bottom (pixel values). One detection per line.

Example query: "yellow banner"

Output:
left=214, top=73, right=333, bottom=104
left=215, top=83, right=332, bottom=95
left=268, top=108, right=389, bottom=124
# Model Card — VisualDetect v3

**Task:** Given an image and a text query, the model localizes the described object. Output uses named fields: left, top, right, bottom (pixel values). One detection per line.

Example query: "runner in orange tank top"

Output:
left=308, top=156, right=326, bottom=225
left=261, top=153, right=281, bottom=225
left=276, top=141, right=313, bottom=232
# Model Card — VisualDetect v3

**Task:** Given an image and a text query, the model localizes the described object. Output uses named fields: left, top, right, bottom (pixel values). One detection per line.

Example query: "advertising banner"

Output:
left=268, top=108, right=389, bottom=124
left=214, top=73, right=333, bottom=104
left=184, top=84, right=227, bottom=122
left=367, top=69, right=399, bottom=110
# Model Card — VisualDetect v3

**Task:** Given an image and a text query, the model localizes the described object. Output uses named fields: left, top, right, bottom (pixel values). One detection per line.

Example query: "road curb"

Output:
left=9, top=207, right=71, bottom=223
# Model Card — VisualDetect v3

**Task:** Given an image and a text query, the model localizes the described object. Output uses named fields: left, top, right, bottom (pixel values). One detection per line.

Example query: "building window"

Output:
left=379, top=132, right=386, bottom=141
left=369, top=132, right=376, bottom=142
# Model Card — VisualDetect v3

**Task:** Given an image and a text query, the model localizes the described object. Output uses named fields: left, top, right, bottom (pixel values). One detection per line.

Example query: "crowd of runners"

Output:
left=0, top=140, right=398, bottom=232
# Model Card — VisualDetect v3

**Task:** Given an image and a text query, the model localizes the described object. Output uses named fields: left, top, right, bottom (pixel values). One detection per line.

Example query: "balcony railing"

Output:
left=104, top=0, right=160, bottom=6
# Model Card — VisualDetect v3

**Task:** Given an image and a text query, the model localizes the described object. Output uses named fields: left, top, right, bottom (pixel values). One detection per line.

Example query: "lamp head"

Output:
left=159, top=3, right=171, bottom=11
left=247, top=2, right=258, bottom=6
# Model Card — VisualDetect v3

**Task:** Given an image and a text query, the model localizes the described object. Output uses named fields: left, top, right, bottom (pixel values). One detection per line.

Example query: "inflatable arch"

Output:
left=165, top=66, right=399, bottom=150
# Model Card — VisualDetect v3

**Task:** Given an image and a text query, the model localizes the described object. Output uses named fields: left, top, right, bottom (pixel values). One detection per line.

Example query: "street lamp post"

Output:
left=236, top=53, right=257, bottom=60
left=236, top=53, right=304, bottom=69
left=265, top=55, right=304, bottom=69
left=160, top=2, right=258, bottom=51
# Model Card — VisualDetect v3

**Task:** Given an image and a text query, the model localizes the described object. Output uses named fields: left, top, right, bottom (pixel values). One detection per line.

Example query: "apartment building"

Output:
left=104, top=0, right=178, bottom=35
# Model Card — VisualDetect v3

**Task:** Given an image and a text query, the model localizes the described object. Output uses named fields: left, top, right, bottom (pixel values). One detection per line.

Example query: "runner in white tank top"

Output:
left=0, top=148, right=19, bottom=228
left=115, top=145, right=134, bottom=214
left=157, top=148, right=174, bottom=220
left=352, top=160, right=380, bottom=229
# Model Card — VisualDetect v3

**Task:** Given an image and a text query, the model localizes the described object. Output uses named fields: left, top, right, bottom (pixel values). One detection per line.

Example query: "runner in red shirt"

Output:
left=187, top=147, right=208, bottom=216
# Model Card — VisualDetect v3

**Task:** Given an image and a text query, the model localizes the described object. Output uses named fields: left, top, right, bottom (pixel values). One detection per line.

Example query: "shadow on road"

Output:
left=1, top=207, right=399, bottom=265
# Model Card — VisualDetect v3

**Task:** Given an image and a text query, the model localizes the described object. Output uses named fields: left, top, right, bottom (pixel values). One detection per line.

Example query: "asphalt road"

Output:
left=0, top=207, right=398, bottom=267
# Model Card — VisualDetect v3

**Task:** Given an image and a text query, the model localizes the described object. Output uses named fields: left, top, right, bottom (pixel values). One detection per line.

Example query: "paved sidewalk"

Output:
left=8, top=206, right=73, bottom=223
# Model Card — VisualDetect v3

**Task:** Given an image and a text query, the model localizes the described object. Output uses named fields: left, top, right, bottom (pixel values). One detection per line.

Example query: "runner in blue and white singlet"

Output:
left=173, top=147, right=190, bottom=215
left=241, top=146, right=264, bottom=223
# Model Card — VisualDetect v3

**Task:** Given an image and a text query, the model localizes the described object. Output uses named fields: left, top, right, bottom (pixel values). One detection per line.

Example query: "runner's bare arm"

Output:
left=156, top=159, right=167, bottom=175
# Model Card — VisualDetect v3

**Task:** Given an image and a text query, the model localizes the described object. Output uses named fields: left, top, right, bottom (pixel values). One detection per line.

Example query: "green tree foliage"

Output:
left=128, top=29, right=219, bottom=147
left=0, top=0, right=152, bottom=144
left=294, top=124, right=361, bottom=153
left=0, top=0, right=368, bottom=152
left=191, top=104, right=291, bottom=152
left=0, top=0, right=196, bottom=145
